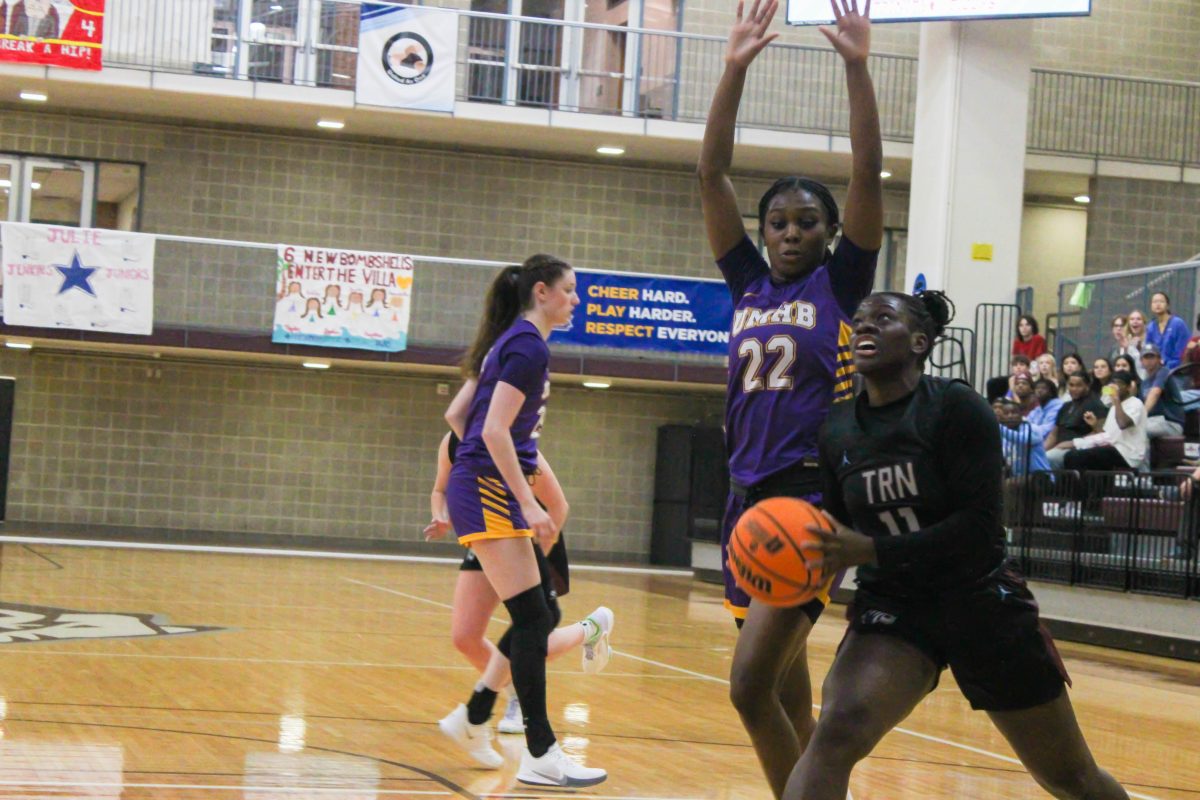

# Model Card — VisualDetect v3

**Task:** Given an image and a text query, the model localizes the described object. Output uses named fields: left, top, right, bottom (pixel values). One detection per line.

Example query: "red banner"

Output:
left=0, top=0, right=105, bottom=71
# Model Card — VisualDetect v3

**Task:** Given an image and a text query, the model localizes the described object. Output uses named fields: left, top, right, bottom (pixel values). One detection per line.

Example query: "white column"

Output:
left=905, top=19, right=1032, bottom=320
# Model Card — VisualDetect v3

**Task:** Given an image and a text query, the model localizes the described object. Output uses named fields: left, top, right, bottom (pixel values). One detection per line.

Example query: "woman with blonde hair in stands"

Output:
left=1034, top=352, right=1060, bottom=392
left=1124, top=310, right=1149, bottom=378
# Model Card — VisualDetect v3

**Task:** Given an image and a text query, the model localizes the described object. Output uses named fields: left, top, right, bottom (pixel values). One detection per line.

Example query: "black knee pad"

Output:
left=500, top=585, right=552, bottom=657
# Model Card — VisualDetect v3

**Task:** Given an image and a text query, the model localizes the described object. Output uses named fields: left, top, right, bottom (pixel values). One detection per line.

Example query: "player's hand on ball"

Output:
left=725, top=0, right=779, bottom=69
left=523, top=502, right=558, bottom=555
left=820, top=0, right=871, bottom=65
left=803, top=511, right=877, bottom=573
left=424, top=516, right=453, bottom=541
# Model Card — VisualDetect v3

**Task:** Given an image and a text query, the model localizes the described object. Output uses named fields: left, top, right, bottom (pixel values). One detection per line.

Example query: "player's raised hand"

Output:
left=725, top=0, right=780, bottom=69
left=820, top=0, right=871, bottom=65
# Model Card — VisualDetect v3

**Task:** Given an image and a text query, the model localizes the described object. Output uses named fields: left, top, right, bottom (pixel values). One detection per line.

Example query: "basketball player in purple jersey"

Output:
left=698, top=0, right=882, bottom=796
left=438, top=256, right=606, bottom=788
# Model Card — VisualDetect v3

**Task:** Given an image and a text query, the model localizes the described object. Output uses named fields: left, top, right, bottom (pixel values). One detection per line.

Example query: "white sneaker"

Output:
left=517, top=743, right=607, bottom=787
left=438, top=704, right=503, bottom=769
left=497, top=692, right=524, bottom=734
left=582, top=606, right=614, bottom=675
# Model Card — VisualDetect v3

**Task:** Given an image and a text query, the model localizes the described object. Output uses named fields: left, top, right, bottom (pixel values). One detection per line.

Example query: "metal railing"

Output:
left=96, top=0, right=1200, bottom=166
left=1008, top=469, right=1200, bottom=600
left=1058, top=260, right=1200, bottom=364
left=0, top=224, right=724, bottom=370
left=974, top=303, right=1021, bottom=395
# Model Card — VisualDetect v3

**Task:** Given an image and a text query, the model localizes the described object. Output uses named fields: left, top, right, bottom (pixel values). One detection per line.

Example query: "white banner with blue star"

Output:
left=1, top=223, right=155, bottom=335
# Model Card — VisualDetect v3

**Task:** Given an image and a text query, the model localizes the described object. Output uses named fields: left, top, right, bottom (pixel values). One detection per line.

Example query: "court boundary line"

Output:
left=0, top=781, right=708, bottom=800
left=343, top=577, right=1164, bottom=800
left=0, top=536, right=691, bottom=577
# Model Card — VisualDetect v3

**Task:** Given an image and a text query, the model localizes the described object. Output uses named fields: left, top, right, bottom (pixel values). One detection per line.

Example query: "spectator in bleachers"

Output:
left=1090, top=357, right=1114, bottom=405
left=986, top=353, right=1030, bottom=404
left=1146, top=292, right=1189, bottom=369
left=1011, top=314, right=1046, bottom=359
left=1138, top=344, right=1184, bottom=438
left=995, top=399, right=1050, bottom=477
left=1107, top=314, right=1134, bottom=364
left=1010, top=374, right=1038, bottom=416
left=1034, top=352, right=1060, bottom=388
left=1061, top=352, right=1085, bottom=379
left=1060, top=352, right=1085, bottom=398
left=1046, top=373, right=1108, bottom=469
left=1183, top=313, right=1200, bottom=365
left=1113, top=354, right=1140, bottom=392
left=1026, top=378, right=1063, bottom=442
left=1061, top=370, right=1147, bottom=473
left=1125, top=310, right=1150, bottom=378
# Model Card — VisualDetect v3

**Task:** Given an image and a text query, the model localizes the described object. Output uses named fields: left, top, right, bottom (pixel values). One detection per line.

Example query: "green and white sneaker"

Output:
left=581, top=606, right=613, bottom=675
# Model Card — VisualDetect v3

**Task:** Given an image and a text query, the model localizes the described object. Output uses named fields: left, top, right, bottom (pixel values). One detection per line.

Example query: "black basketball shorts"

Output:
left=846, top=560, right=1070, bottom=712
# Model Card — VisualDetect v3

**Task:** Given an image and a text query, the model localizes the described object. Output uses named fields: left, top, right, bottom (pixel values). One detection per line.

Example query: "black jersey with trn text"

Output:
left=818, top=376, right=1006, bottom=598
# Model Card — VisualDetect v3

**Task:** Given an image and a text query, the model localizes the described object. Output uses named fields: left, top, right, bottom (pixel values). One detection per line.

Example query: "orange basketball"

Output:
left=728, top=497, right=829, bottom=607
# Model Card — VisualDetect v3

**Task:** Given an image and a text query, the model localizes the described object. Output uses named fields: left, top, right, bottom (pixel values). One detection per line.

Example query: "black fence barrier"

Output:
left=1006, top=468, right=1200, bottom=599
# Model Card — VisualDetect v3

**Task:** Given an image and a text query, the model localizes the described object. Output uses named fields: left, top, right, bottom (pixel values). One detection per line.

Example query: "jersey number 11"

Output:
left=878, top=508, right=919, bottom=536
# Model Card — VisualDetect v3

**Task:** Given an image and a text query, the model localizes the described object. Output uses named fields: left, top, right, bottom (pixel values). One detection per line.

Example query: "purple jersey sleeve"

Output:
left=716, top=235, right=770, bottom=302
left=498, top=346, right=544, bottom=398
left=827, top=234, right=879, bottom=318
left=453, top=321, right=550, bottom=476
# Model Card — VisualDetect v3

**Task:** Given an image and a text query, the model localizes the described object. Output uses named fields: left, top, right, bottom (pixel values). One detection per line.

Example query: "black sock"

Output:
left=466, top=681, right=498, bottom=725
left=503, top=585, right=556, bottom=757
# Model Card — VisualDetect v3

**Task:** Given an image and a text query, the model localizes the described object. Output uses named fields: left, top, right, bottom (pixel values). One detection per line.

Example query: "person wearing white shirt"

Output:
left=1059, top=371, right=1148, bottom=472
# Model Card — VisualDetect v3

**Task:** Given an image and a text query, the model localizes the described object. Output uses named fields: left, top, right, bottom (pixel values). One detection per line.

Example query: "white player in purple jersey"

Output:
left=697, top=0, right=882, bottom=797
left=436, top=255, right=608, bottom=788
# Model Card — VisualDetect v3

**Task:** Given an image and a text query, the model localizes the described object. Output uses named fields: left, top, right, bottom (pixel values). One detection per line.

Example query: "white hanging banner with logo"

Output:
left=355, top=3, right=458, bottom=113
left=1, top=223, right=154, bottom=335
left=272, top=244, right=414, bottom=352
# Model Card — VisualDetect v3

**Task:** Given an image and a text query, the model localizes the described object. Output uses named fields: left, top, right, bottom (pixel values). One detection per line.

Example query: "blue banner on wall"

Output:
left=553, top=271, right=733, bottom=356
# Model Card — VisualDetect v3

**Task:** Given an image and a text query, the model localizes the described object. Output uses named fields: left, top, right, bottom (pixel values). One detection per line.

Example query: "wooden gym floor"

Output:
left=0, top=540, right=1195, bottom=799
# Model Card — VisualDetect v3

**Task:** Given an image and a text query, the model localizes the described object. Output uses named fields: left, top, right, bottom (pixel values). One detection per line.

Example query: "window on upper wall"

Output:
left=0, top=154, right=142, bottom=231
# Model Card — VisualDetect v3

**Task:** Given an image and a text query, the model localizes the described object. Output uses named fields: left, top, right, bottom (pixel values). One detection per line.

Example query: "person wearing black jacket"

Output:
left=781, top=290, right=1129, bottom=800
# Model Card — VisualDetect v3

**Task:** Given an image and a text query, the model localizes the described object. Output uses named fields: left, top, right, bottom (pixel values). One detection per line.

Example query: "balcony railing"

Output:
left=99, top=0, right=1200, bottom=166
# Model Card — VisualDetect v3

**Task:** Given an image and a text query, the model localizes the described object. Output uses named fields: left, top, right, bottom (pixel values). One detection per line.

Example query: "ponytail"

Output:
left=462, top=254, right=571, bottom=376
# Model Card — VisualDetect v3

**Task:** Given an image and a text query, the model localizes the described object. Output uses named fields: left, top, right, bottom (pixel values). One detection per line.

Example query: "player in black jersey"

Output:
left=781, top=291, right=1129, bottom=800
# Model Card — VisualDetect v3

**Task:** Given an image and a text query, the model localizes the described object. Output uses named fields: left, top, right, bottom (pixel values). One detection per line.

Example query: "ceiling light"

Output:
left=1074, top=194, right=1090, bottom=204
left=19, top=90, right=47, bottom=102
left=30, top=182, right=41, bottom=190
left=316, top=119, right=344, bottom=130
left=582, top=380, right=611, bottom=389
left=302, top=360, right=331, bottom=369
left=0, top=180, right=10, bottom=188
left=270, top=3, right=284, bottom=9
left=595, top=146, right=624, bottom=156
left=879, top=170, right=892, bottom=179
left=5, top=340, right=33, bottom=350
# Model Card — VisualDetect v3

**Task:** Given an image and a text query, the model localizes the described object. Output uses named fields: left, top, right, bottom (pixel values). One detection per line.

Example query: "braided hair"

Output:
left=874, top=290, right=955, bottom=365
left=757, top=177, right=840, bottom=242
